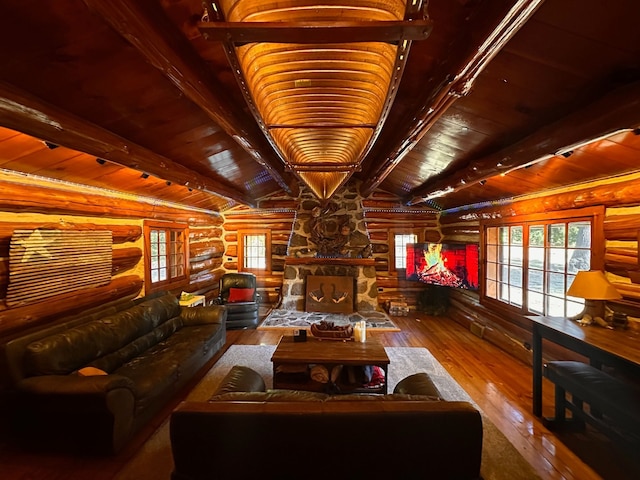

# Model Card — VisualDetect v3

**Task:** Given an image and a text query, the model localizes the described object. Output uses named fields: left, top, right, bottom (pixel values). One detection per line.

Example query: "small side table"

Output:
left=179, top=295, right=206, bottom=307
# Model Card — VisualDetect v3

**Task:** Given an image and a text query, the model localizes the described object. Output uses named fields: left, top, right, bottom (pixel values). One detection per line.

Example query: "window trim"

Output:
left=143, top=220, right=190, bottom=294
left=238, top=228, right=271, bottom=273
left=389, top=229, right=423, bottom=272
left=479, top=206, right=605, bottom=317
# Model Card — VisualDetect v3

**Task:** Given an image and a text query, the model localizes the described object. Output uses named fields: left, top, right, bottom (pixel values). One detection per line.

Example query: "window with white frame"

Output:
left=482, top=207, right=603, bottom=317
left=393, top=233, right=418, bottom=270
left=239, top=229, right=271, bottom=272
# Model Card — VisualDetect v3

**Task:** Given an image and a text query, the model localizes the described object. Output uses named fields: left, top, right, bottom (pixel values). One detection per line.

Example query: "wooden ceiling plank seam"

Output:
left=0, top=81, right=251, bottom=207
left=405, top=81, right=640, bottom=205
left=360, top=0, right=545, bottom=198
left=81, top=0, right=297, bottom=198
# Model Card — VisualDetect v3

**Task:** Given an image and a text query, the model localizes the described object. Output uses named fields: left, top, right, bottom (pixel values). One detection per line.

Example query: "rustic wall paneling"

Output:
left=438, top=171, right=640, bottom=364
left=362, top=190, right=440, bottom=309
left=222, top=196, right=296, bottom=307
left=0, top=172, right=224, bottom=336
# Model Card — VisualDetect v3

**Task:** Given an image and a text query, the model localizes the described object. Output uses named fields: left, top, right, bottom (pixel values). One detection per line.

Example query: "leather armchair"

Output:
left=216, top=272, right=260, bottom=329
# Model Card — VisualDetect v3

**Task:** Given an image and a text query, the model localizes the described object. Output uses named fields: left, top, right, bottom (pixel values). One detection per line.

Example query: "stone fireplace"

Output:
left=282, top=183, right=379, bottom=312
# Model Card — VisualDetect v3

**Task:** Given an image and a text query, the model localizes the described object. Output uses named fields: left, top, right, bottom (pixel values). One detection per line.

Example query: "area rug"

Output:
left=116, top=345, right=540, bottom=480
left=258, top=308, right=400, bottom=331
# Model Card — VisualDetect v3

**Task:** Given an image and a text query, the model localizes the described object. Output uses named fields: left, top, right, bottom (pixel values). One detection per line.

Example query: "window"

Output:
left=392, top=232, right=419, bottom=270
left=482, top=207, right=603, bottom=318
left=144, top=221, right=188, bottom=293
left=238, top=229, right=271, bottom=272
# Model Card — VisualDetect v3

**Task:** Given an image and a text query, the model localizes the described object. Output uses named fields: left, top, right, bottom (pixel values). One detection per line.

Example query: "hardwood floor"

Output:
left=235, top=313, right=603, bottom=480
left=0, top=312, right=618, bottom=479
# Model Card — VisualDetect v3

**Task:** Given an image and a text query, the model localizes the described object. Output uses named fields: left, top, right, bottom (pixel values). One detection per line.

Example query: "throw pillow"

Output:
left=227, top=287, right=255, bottom=303
left=77, top=366, right=108, bottom=376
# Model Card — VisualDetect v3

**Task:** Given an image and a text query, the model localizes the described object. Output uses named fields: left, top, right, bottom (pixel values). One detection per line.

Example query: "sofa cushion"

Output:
left=24, top=305, right=152, bottom=376
left=213, top=365, right=266, bottom=395
left=136, top=292, right=181, bottom=328
left=326, top=393, right=443, bottom=402
left=210, top=390, right=329, bottom=402
left=88, top=317, right=182, bottom=373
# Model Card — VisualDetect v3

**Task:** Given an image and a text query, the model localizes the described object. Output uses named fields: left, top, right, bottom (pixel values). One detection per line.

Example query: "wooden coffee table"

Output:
left=271, top=335, right=390, bottom=394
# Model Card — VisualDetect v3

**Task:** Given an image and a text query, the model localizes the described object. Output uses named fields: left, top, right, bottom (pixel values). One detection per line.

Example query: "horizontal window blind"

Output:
left=8, top=229, right=112, bottom=306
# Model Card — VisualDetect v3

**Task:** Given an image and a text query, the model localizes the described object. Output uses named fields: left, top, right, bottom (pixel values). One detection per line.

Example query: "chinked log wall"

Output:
left=363, top=191, right=441, bottom=309
left=0, top=177, right=223, bottom=337
left=440, top=173, right=640, bottom=365
left=222, top=196, right=297, bottom=307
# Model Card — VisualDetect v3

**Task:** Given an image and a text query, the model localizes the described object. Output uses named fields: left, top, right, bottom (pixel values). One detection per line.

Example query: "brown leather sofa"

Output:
left=0, top=291, right=226, bottom=453
left=170, top=366, right=483, bottom=480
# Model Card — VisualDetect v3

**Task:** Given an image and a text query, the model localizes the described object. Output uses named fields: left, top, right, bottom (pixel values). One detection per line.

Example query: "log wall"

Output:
left=439, top=172, right=640, bottom=365
left=221, top=194, right=297, bottom=307
left=0, top=175, right=224, bottom=337
left=363, top=190, right=440, bottom=309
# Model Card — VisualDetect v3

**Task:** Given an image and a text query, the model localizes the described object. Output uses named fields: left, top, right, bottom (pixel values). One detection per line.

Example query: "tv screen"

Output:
left=405, top=243, right=479, bottom=290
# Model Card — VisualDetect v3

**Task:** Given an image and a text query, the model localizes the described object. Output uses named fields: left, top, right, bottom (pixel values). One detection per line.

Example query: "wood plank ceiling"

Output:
left=0, top=0, right=639, bottom=213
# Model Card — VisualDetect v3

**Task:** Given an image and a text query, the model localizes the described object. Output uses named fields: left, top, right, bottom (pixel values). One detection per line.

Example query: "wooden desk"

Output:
left=528, top=315, right=640, bottom=417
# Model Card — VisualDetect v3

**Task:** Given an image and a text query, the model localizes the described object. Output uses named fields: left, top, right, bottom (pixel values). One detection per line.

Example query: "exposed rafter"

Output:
left=0, top=82, right=254, bottom=207
left=360, top=0, right=545, bottom=198
left=81, top=0, right=299, bottom=198
left=405, top=81, right=640, bottom=205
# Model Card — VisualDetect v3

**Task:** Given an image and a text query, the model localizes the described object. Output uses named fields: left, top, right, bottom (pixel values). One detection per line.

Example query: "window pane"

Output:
left=486, top=262, right=497, bottom=281
left=548, top=248, right=566, bottom=273
left=499, top=227, right=509, bottom=244
left=547, top=296, right=565, bottom=316
left=510, top=285, right=523, bottom=307
left=528, top=270, right=543, bottom=292
left=547, top=272, right=565, bottom=296
left=486, top=227, right=497, bottom=244
left=569, top=221, right=591, bottom=248
left=548, top=224, right=565, bottom=247
left=567, top=299, right=585, bottom=318
left=511, top=226, right=523, bottom=245
left=486, top=279, right=497, bottom=298
left=528, top=291, right=544, bottom=314
left=528, top=246, right=544, bottom=269
left=511, top=245, right=523, bottom=266
left=529, top=226, right=543, bottom=247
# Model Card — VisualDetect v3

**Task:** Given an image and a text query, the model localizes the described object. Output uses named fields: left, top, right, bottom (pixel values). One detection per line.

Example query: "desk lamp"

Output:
left=566, top=270, right=621, bottom=321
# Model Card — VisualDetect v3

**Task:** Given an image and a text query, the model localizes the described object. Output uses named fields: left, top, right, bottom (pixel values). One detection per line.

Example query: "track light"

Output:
left=140, top=173, right=149, bottom=179
left=96, top=158, right=107, bottom=165
left=166, top=181, right=172, bottom=186
left=43, top=141, right=58, bottom=149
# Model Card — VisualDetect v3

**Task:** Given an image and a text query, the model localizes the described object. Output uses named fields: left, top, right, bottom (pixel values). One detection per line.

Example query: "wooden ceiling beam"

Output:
left=81, top=0, right=298, bottom=198
left=198, top=20, right=433, bottom=45
left=0, top=81, right=255, bottom=207
left=360, top=0, right=544, bottom=198
left=405, top=81, right=640, bottom=205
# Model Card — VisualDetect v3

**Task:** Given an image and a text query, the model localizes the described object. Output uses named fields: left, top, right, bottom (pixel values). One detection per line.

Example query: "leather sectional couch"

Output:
left=170, top=366, right=484, bottom=480
left=1, top=291, right=226, bottom=453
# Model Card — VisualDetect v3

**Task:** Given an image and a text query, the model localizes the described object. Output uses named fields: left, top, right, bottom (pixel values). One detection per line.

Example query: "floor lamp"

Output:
left=566, top=270, right=622, bottom=322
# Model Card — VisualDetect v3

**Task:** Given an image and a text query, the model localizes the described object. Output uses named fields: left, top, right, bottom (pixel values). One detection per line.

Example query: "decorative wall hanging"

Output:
left=8, top=229, right=112, bottom=307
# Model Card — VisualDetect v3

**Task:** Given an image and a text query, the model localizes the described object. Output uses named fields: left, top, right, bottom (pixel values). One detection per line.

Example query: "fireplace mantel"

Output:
left=285, top=257, right=375, bottom=266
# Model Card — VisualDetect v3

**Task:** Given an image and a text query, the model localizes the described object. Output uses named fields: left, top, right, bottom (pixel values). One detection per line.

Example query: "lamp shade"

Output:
left=566, top=270, right=622, bottom=300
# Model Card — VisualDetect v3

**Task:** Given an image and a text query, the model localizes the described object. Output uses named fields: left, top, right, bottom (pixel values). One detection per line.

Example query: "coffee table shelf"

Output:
left=271, top=335, right=390, bottom=394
